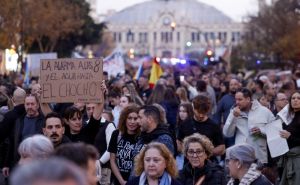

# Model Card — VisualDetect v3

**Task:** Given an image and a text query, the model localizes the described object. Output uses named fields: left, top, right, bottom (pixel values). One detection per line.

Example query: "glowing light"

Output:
left=156, top=57, right=161, bottom=62
left=256, top=60, right=261, bottom=64
left=170, top=22, right=176, bottom=29
left=210, top=57, right=215, bottom=62
left=180, top=59, right=186, bottom=64
left=206, top=50, right=213, bottom=56
left=5, top=48, right=18, bottom=71
left=186, top=42, right=192, bottom=47
left=171, top=58, right=179, bottom=65
left=129, top=48, right=134, bottom=54
left=162, top=58, right=168, bottom=63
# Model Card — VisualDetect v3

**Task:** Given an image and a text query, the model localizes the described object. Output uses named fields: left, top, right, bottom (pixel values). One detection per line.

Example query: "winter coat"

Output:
left=178, top=160, right=226, bottom=185
left=223, top=100, right=275, bottom=163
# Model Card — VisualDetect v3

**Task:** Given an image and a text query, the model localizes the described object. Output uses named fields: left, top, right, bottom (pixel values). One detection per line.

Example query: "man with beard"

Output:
left=43, top=112, right=70, bottom=148
left=3, top=94, right=45, bottom=176
left=213, top=78, right=240, bottom=147
left=134, top=105, right=176, bottom=156
left=223, top=88, right=275, bottom=164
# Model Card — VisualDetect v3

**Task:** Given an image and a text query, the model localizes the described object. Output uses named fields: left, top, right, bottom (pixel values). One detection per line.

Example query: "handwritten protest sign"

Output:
left=40, top=58, right=103, bottom=103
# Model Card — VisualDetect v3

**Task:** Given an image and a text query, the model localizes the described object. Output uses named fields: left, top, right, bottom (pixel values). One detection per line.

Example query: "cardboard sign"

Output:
left=40, top=58, right=103, bottom=103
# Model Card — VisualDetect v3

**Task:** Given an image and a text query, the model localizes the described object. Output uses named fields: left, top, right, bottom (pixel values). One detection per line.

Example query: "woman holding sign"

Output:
left=277, top=91, right=300, bottom=185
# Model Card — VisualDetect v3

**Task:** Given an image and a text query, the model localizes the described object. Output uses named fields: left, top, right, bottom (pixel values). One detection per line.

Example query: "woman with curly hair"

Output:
left=108, top=105, right=141, bottom=185
left=126, top=142, right=182, bottom=185
left=179, top=133, right=225, bottom=185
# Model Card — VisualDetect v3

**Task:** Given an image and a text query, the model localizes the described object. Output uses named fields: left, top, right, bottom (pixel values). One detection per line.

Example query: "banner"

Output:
left=40, top=58, right=103, bottom=103
left=103, top=46, right=125, bottom=78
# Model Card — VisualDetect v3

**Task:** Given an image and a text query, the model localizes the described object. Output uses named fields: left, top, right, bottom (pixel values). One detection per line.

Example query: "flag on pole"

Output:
left=149, top=57, right=163, bottom=88
left=134, top=62, right=144, bottom=80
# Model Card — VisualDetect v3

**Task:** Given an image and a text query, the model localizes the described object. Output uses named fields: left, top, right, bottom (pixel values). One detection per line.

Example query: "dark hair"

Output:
left=54, top=143, right=99, bottom=169
left=164, top=87, right=180, bottom=105
left=255, top=79, right=264, bottom=90
left=44, top=112, right=64, bottom=127
left=177, top=103, right=194, bottom=126
left=140, top=105, right=161, bottom=124
left=63, top=106, right=82, bottom=121
left=196, top=80, right=207, bottom=92
left=192, top=95, right=211, bottom=113
left=146, top=84, right=166, bottom=105
left=236, top=88, right=252, bottom=100
left=108, top=88, right=121, bottom=98
left=118, top=105, right=140, bottom=136
left=288, top=91, right=300, bottom=116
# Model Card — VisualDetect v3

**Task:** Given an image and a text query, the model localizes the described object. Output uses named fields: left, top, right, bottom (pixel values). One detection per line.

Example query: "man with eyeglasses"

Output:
left=273, top=92, right=288, bottom=115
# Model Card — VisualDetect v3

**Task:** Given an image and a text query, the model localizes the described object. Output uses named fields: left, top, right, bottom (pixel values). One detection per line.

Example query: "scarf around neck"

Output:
left=139, top=171, right=171, bottom=185
left=227, top=163, right=261, bottom=185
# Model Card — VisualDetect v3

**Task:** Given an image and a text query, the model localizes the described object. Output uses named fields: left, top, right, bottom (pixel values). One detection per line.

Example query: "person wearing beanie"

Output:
left=226, top=144, right=272, bottom=185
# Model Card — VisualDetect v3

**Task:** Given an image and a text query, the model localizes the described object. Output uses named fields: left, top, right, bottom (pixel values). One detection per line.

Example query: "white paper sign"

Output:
left=266, top=119, right=289, bottom=158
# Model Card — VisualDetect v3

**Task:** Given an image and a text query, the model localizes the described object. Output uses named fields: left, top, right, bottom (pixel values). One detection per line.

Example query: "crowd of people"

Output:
left=0, top=65, right=299, bottom=185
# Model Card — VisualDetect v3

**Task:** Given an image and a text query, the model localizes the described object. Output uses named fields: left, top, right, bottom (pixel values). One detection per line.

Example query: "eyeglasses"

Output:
left=187, top=150, right=205, bottom=157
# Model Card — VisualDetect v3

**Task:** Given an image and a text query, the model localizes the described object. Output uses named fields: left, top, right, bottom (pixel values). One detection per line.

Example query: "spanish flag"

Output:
left=149, top=57, right=163, bottom=88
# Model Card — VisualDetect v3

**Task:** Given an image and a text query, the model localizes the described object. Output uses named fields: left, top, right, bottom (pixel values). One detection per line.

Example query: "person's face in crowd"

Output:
left=74, top=102, right=86, bottom=112
left=138, top=109, right=150, bottom=132
left=43, top=117, right=65, bottom=146
left=201, top=75, right=209, bottom=85
left=31, top=84, right=41, bottom=97
left=235, top=92, right=251, bottom=111
left=144, top=148, right=166, bottom=179
left=227, top=158, right=240, bottom=179
left=211, top=77, right=220, bottom=88
left=120, top=96, right=130, bottom=108
left=122, top=86, right=130, bottom=95
left=229, top=79, right=239, bottom=94
left=25, top=96, right=39, bottom=117
left=275, top=93, right=288, bottom=111
left=86, top=103, right=96, bottom=119
left=179, top=106, right=188, bottom=121
left=193, top=109, right=208, bottom=122
left=0, top=85, right=7, bottom=94
left=186, top=142, right=207, bottom=168
left=101, top=112, right=113, bottom=122
left=19, top=154, right=32, bottom=165
left=138, top=77, right=147, bottom=88
left=266, top=83, right=276, bottom=97
left=259, top=96, right=269, bottom=108
left=291, top=92, right=300, bottom=112
left=220, top=82, right=228, bottom=93
left=86, top=159, right=98, bottom=185
left=109, top=96, right=120, bottom=107
left=67, top=113, right=82, bottom=134
left=126, top=112, right=139, bottom=134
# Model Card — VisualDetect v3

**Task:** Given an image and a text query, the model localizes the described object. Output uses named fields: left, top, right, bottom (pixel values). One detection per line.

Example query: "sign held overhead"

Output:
left=40, top=58, right=103, bottom=103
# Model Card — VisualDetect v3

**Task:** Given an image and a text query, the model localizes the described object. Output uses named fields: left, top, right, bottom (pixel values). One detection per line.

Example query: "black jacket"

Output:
left=5, top=112, right=44, bottom=167
left=232, top=175, right=273, bottom=185
left=0, top=104, right=26, bottom=142
left=178, top=160, right=226, bottom=185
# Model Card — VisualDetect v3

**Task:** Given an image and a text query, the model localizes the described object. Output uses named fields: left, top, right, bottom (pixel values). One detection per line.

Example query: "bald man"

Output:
left=0, top=88, right=26, bottom=141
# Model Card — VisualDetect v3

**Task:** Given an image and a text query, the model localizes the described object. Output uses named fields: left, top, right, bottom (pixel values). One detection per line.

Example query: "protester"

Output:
left=177, top=95, right=225, bottom=158
left=119, top=94, right=133, bottom=109
left=108, top=105, right=141, bottom=185
left=226, top=144, right=272, bottom=185
left=273, top=92, right=288, bottom=115
left=277, top=91, right=300, bottom=185
left=54, top=143, right=100, bottom=185
left=179, top=133, right=225, bottom=185
left=126, top=142, right=182, bottom=185
left=108, top=89, right=122, bottom=127
left=134, top=105, right=176, bottom=156
left=18, top=135, right=54, bottom=165
left=223, top=88, right=275, bottom=164
left=43, top=112, right=70, bottom=148
left=10, top=158, right=88, bottom=185
left=176, top=87, right=189, bottom=103
left=138, top=75, right=152, bottom=102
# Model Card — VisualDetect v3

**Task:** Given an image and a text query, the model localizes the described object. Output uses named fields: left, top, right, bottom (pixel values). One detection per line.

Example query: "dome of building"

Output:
left=105, top=0, right=233, bottom=25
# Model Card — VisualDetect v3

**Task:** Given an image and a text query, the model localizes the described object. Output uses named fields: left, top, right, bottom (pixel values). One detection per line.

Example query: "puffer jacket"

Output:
left=178, top=160, right=225, bottom=185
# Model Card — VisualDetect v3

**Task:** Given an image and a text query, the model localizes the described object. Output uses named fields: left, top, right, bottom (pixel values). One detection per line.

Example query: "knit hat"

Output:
left=226, top=144, right=257, bottom=163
